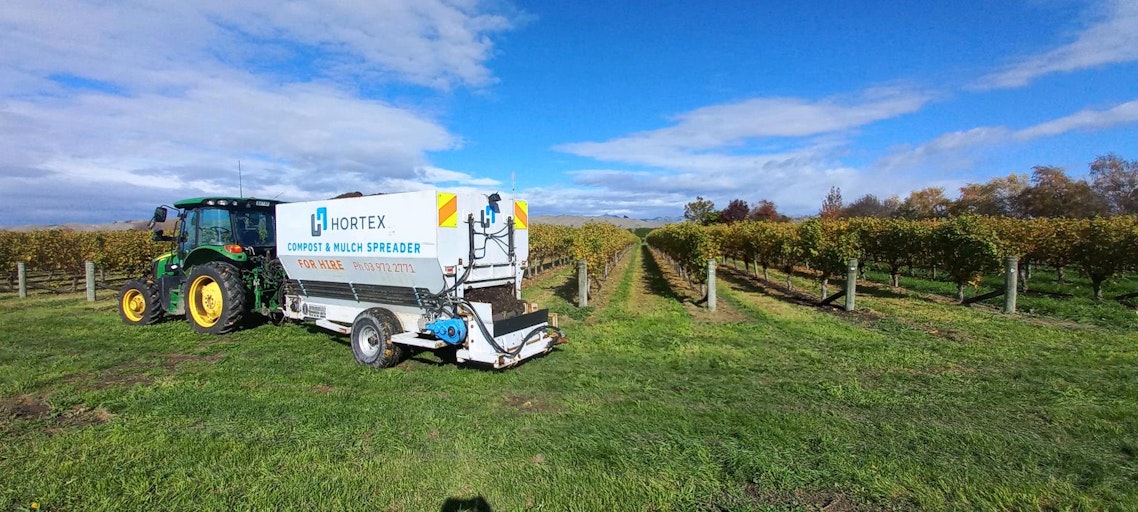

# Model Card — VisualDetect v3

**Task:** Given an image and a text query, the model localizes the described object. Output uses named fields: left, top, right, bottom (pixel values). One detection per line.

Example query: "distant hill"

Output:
left=533, top=215, right=668, bottom=229
left=0, top=220, right=151, bottom=232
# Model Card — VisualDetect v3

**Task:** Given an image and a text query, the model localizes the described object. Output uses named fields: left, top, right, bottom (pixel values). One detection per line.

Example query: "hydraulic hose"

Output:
left=458, top=298, right=564, bottom=358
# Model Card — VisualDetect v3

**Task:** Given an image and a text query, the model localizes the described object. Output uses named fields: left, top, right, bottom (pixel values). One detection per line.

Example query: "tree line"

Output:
left=684, top=154, right=1138, bottom=223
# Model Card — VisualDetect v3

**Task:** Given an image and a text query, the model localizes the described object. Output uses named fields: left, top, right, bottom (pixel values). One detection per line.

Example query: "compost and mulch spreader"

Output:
left=119, top=190, right=564, bottom=369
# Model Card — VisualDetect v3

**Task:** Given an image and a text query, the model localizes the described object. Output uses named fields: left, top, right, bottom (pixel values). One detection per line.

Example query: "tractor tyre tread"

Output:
left=186, top=261, right=247, bottom=335
left=118, top=278, right=163, bottom=325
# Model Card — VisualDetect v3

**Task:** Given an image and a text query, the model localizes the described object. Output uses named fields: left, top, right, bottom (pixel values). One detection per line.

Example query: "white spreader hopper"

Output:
left=275, top=190, right=564, bottom=369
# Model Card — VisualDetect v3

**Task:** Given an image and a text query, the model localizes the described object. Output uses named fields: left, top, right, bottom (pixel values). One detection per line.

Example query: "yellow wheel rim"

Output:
left=122, top=289, right=146, bottom=322
left=188, top=275, right=224, bottom=328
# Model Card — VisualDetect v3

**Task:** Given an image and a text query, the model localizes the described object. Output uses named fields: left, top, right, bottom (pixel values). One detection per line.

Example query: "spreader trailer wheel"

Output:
left=350, top=308, right=405, bottom=369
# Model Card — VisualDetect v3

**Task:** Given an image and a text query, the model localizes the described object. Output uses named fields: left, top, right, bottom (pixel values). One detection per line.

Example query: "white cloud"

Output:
left=543, top=87, right=930, bottom=216
left=0, top=1, right=515, bottom=224
left=555, top=88, right=930, bottom=171
left=876, top=98, right=1138, bottom=172
left=976, top=0, right=1138, bottom=89
left=876, top=127, right=1013, bottom=172
left=0, top=0, right=516, bottom=92
left=414, top=166, right=502, bottom=186
left=1014, top=99, right=1138, bottom=139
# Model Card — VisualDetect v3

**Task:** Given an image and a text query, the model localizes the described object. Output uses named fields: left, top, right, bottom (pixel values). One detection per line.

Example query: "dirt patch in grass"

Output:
left=1, top=394, right=113, bottom=434
left=51, top=404, right=114, bottom=431
left=312, top=384, right=335, bottom=394
left=90, top=364, right=155, bottom=389
left=160, top=353, right=223, bottom=370
left=1, top=394, right=51, bottom=420
left=68, top=352, right=222, bottom=391
left=502, top=394, right=559, bottom=413
left=744, top=484, right=862, bottom=511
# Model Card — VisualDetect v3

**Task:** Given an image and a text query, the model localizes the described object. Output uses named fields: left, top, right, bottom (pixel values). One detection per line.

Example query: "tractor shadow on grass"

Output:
left=440, top=495, right=492, bottom=512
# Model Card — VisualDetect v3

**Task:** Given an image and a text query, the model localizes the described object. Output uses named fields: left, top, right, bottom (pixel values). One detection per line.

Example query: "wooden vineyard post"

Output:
left=18, top=262, right=27, bottom=298
left=1004, top=255, right=1018, bottom=314
left=578, top=259, right=588, bottom=308
left=707, top=259, right=717, bottom=312
left=86, top=261, right=96, bottom=302
left=845, top=258, right=857, bottom=312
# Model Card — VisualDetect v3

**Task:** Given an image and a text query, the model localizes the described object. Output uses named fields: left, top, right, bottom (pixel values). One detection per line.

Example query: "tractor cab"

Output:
left=119, top=197, right=286, bottom=333
left=151, top=197, right=282, bottom=274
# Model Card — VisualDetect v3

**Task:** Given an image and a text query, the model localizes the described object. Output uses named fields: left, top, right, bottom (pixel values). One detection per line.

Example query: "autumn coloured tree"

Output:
left=819, top=186, right=843, bottom=219
left=1089, top=154, right=1138, bottom=215
left=1017, top=166, right=1107, bottom=218
left=950, top=174, right=1029, bottom=217
left=719, top=199, right=750, bottom=224
left=897, top=187, right=950, bottom=219
left=748, top=200, right=784, bottom=222
left=683, top=196, right=719, bottom=225
left=841, top=194, right=900, bottom=218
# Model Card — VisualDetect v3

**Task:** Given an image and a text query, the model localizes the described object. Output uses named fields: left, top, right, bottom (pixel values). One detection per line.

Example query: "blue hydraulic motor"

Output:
left=426, top=318, right=468, bottom=345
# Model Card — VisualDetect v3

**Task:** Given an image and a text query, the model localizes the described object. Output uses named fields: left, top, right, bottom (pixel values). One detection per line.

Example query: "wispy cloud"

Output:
left=1014, top=99, right=1138, bottom=139
left=540, top=87, right=935, bottom=216
left=876, top=127, right=1012, bottom=172
left=555, top=88, right=930, bottom=171
left=975, top=0, right=1138, bottom=89
left=415, top=166, right=502, bottom=186
left=877, top=99, right=1138, bottom=172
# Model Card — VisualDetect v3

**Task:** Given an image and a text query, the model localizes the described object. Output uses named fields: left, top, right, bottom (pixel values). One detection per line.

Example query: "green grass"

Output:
left=2, top=248, right=1137, bottom=511
left=856, top=264, right=1138, bottom=330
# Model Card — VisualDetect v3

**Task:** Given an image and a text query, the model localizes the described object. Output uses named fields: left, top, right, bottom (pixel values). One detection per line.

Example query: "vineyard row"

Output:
left=0, top=224, right=641, bottom=289
left=647, top=216, right=1138, bottom=301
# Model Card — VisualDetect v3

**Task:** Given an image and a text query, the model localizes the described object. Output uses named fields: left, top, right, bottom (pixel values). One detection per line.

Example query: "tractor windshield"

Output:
left=185, top=207, right=276, bottom=248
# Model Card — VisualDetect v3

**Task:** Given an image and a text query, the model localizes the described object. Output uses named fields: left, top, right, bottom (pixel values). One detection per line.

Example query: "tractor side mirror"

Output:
left=148, top=206, right=168, bottom=230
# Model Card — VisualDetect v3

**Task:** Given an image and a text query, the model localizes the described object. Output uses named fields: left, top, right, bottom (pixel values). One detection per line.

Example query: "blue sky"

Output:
left=1, top=0, right=1136, bottom=225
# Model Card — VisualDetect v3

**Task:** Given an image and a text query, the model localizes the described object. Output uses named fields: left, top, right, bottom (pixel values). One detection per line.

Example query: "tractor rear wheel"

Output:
left=350, top=308, right=405, bottom=368
left=118, top=279, right=163, bottom=325
left=185, top=261, right=247, bottom=334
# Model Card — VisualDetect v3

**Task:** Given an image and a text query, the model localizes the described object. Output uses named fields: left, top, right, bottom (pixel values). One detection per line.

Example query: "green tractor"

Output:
left=118, top=197, right=287, bottom=334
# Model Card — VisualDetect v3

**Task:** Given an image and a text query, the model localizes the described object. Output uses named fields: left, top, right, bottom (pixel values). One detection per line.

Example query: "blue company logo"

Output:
left=310, top=206, right=387, bottom=237
left=484, top=205, right=497, bottom=224
left=311, top=207, right=328, bottom=237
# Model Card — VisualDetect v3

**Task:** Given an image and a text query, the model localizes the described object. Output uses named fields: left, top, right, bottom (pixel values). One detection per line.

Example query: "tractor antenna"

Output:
left=238, top=160, right=244, bottom=197
left=511, top=171, right=516, bottom=194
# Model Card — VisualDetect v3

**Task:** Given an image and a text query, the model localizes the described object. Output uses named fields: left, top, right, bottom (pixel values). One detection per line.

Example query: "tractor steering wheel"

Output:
left=208, top=226, right=231, bottom=244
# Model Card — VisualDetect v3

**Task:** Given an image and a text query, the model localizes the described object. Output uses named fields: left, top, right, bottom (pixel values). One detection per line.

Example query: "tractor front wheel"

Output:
left=118, top=279, right=163, bottom=325
left=185, top=262, right=247, bottom=334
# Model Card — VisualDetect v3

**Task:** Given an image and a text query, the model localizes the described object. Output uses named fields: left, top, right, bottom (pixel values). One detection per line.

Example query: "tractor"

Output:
left=118, top=197, right=287, bottom=333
